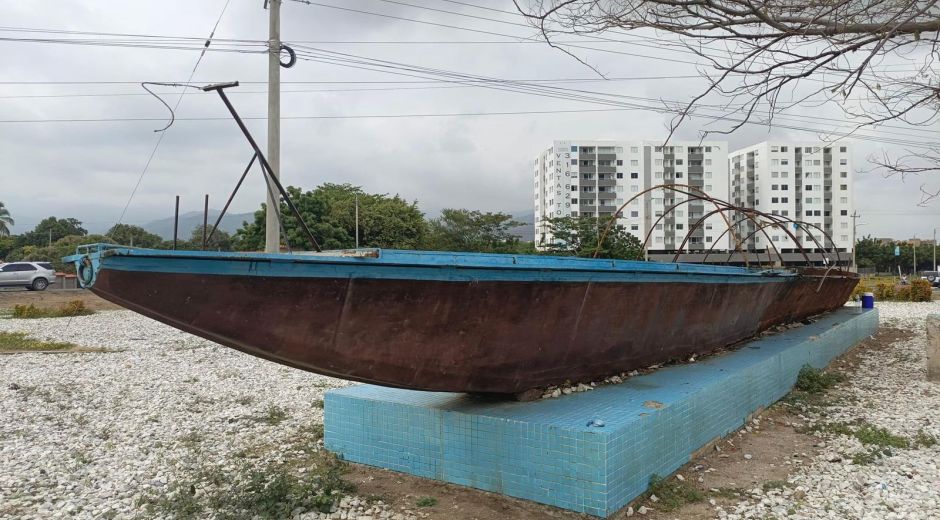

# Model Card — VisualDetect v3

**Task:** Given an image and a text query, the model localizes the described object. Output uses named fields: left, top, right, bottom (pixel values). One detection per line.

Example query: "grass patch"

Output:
left=915, top=429, right=938, bottom=448
left=854, top=424, right=909, bottom=449
left=762, top=480, right=790, bottom=492
left=415, top=496, right=438, bottom=508
left=253, top=405, right=289, bottom=426
left=140, top=447, right=354, bottom=520
left=0, top=331, right=77, bottom=352
left=312, top=399, right=324, bottom=409
left=645, top=474, right=705, bottom=511
left=709, top=487, right=745, bottom=499
left=795, top=365, right=846, bottom=394
left=11, top=301, right=94, bottom=319
left=851, top=447, right=892, bottom=465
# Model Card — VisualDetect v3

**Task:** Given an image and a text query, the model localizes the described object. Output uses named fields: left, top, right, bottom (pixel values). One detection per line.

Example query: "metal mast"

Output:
left=265, top=0, right=281, bottom=252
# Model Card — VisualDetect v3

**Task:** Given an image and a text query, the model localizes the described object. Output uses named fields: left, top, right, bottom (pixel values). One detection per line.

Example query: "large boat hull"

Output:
left=72, top=247, right=858, bottom=394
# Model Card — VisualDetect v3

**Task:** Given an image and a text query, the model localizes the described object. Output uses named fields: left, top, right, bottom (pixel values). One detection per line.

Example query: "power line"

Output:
left=112, top=0, right=232, bottom=229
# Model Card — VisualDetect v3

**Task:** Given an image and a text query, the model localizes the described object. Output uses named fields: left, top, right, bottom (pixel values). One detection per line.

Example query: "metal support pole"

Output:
left=203, top=194, right=209, bottom=250
left=265, top=0, right=281, bottom=253
left=203, top=82, right=321, bottom=251
left=355, top=193, right=360, bottom=249
left=173, top=195, right=180, bottom=250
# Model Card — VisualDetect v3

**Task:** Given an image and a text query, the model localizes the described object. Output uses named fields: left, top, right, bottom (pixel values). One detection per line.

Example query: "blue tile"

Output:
left=323, top=308, right=878, bottom=518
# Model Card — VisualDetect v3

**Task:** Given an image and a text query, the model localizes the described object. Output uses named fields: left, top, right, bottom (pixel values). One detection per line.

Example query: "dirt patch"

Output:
left=345, top=465, right=588, bottom=520
left=0, top=288, right=121, bottom=312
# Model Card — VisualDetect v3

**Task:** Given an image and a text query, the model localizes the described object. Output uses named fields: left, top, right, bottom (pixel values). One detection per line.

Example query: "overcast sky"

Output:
left=1, top=0, right=937, bottom=239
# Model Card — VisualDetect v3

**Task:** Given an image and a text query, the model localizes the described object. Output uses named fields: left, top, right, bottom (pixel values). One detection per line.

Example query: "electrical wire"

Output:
left=111, top=0, right=232, bottom=230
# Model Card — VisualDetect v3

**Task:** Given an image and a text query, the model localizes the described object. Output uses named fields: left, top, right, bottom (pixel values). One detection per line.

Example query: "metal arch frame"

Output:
left=593, top=183, right=747, bottom=263
left=672, top=206, right=783, bottom=266
left=728, top=216, right=844, bottom=268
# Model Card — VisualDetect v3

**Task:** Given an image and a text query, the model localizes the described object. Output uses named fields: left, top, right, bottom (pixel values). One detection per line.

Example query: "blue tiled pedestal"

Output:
left=324, top=307, right=878, bottom=517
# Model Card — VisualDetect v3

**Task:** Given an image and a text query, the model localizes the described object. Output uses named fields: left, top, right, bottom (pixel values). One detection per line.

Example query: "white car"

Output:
left=0, top=261, right=57, bottom=291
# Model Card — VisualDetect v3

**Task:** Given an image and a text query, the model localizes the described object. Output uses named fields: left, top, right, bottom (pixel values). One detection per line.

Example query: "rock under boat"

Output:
left=65, top=244, right=858, bottom=394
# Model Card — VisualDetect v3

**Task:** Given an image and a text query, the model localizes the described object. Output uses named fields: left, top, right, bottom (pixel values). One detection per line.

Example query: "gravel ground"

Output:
left=0, top=312, right=414, bottom=520
left=716, top=301, right=940, bottom=520
left=3, top=302, right=939, bottom=520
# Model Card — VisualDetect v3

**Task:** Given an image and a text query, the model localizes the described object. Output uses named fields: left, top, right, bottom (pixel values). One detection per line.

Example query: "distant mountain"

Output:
left=142, top=210, right=255, bottom=240
left=508, top=209, right=535, bottom=242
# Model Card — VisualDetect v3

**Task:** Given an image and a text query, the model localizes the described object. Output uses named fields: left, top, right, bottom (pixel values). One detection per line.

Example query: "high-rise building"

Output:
left=728, top=142, right=854, bottom=256
left=533, top=140, right=730, bottom=253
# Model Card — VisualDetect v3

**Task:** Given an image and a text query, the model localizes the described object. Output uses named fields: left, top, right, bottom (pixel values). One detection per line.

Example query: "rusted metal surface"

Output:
left=89, top=267, right=858, bottom=394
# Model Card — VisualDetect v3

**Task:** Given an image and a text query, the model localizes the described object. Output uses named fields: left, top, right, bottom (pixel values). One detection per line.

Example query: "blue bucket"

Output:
left=861, top=292, right=875, bottom=309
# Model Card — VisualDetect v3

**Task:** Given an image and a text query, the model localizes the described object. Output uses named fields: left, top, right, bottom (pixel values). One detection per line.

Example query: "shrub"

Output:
left=910, top=279, right=932, bottom=302
left=795, top=365, right=845, bottom=394
left=874, top=283, right=895, bottom=300
left=11, top=301, right=94, bottom=319
left=895, top=285, right=912, bottom=301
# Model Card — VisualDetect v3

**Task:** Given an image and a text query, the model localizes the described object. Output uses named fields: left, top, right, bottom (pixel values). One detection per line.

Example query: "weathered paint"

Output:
left=70, top=246, right=859, bottom=394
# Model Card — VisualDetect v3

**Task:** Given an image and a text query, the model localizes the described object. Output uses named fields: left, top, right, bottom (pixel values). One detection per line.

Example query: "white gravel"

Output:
left=716, top=301, right=940, bottom=520
left=0, top=311, right=416, bottom=520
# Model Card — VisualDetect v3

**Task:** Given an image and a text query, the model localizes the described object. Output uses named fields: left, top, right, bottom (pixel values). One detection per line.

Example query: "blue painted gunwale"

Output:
left=65, top=243, right=796, bottom=284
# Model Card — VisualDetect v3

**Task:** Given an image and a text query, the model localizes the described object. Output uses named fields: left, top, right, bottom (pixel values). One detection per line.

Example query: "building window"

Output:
left=781, top=185, right=789, bottom=191
left=676, top=172, right=684, bottom=178
left=771, top=159, right=779, bottom=166
left=654, top=172, right=663, bottom=179
left=630, top=211, right=639, bottom=217
left=782, top=197, right=788, bottom=203
left=780, top=146, right=788, bottom=152
left=631, top=185, right=639, bottom=192
left=616, top=186, right=624, bottom=192
left=676, top=224, right=684, bottom=230
left=841, top=222, right=849, bottom=229
left=676, top=159, right=684, bottom=165
left=705, top=146, right=712, bottom=152
left=771, top=184, right=779, bottom=190
left=781, top=159, right=789, bottom=165
left=841, top=210, right=848, bottom=216
left=630, top=224, right=639, bottom=231
left=631, top=146, right=638, bottom=153
left=571, top=185, right=577, bottom=191
left=840, top=146, right=847, bottom=152
left=616, top=172, right=624, bottom=179
left=771, top=171, right=779, bottom=178
left=805, top=185, right=812, bottom=191
left=571, top=146, right=577, bottom=152
left=840, top=184, right=848, bottom=190
left=616, top=159, right=623, bottom=166
left=705, top=172, right=712, bottom=179
left=705, top=184, right=712, bottom=191
left=655, top=159, right=663, bottom=166
left=631, top=160, right=639, bottom=166
left=630, top=172, right=639, bottom=179
left=571, top=159, right=577, bottom=165
left=840, top=171, right=848, bottom=178
left=840, top=159, right=847, bottom=165
left=840, top=196, right=848, bottom=203
left=571, top=198, right=578, bottom=204
left=771, top=146, right=779, bottom=152
left=772, top=197, right=779, bottom=203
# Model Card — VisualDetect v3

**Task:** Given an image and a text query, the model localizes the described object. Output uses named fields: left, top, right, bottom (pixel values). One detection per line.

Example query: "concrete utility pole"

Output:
left=850, top=210, right=860, bottom=272
left=355, top=193, right=360, bottom=249
left=914, top=234, right=917, bottom=275
left=265, top=0, right=281, bottom=253
left=934, top=228, right=937, bottom=272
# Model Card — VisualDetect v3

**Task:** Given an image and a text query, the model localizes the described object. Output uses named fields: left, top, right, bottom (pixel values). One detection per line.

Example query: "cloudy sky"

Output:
left=1, top=0, right=937, bottom=239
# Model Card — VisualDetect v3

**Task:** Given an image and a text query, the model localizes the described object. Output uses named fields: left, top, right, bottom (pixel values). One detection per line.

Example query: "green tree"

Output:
left=0, top=236, right=15, bottom=260
left=105, top=224, right=164, bottom=248
left=0, top=202, right=13, bottom=237
left=187, top=224, right=232, bottom=251
left=233, top=183, right=426, bottom=251
left=544, top=216, right=644, bottom=260
left=16, top=217, right=87, bottom=248
left=6, top=234, right=114, bottom=273
left=424, top=209, right=525, bottom=253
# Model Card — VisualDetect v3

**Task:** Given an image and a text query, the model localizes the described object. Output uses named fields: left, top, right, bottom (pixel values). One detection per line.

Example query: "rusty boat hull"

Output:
left=66, top=245, right=859, bottom=394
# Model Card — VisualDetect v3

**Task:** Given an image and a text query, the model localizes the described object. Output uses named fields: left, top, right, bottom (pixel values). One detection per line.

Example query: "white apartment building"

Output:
left=533, top=140, right=731, bottom=253
left=728, top=142, right=854, bottom=255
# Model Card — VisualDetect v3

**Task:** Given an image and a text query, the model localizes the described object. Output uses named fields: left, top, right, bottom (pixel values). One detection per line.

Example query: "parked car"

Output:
left=0, top=262, right=57, bottom=291
left=920, top=271, right=940, bottom=287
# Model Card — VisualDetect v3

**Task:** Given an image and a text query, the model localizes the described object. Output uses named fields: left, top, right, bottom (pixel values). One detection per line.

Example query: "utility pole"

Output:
left=264, top=0, right=281, bottom=253
left=934, top=227, right=937, bottom=272
left=355, top=193, right=360, bottom=249
left=850, top=210, right=860, bottom=272
left=913, top=233, right=917, bottom=275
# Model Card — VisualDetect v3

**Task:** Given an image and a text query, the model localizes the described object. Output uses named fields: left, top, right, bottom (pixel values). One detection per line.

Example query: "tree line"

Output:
left=0, top=184, right=644, bottom=272
left=855, top=236, right=940, bottom=273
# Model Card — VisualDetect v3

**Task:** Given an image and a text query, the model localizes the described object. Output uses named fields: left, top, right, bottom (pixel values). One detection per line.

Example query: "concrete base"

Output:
left=324, top=307, right=879, bottom=517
